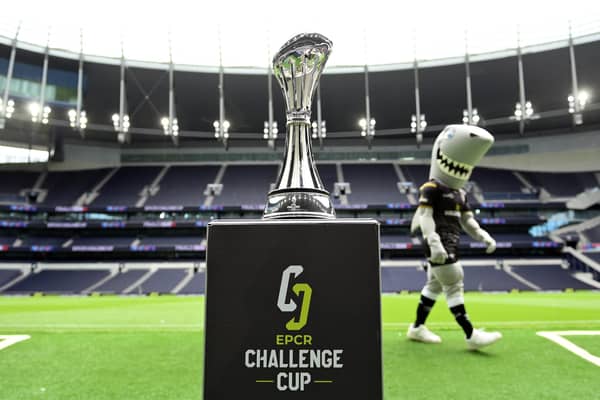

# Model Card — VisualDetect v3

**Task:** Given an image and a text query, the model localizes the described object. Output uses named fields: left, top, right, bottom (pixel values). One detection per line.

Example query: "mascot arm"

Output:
left=419, top=206, right=448, bottom=263
left=460, top=211, right=496, bottom=254
left=410, top=207, right=423, bottom=235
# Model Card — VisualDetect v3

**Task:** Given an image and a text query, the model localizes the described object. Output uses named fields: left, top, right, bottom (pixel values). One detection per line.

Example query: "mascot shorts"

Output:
left=421, top=261, right=465, bottom=307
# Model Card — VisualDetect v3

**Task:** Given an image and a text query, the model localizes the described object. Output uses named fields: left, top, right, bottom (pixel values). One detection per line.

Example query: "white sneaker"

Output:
left=407, top=324, right=442, bottom=344
left=466, top=328, right=502, bottom=350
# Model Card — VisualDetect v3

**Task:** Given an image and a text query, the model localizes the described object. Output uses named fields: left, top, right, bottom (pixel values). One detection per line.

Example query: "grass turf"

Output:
left=1, top=292, right=599, bottom=399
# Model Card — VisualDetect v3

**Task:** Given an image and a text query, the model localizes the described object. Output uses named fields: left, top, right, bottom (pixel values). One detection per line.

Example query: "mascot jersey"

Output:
left=418, top=179, right=471, bottom=265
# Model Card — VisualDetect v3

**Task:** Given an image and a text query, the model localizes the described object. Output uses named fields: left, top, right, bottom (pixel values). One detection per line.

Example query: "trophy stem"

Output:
left=276, top=122, right=323, bottom=190
left=263, top=122, right=335, bottom=219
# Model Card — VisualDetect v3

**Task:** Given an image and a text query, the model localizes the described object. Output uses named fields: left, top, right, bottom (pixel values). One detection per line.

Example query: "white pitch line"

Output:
left=0, top=335, right=31, bottom=351
left=383, top=320, right=600, bottom=327
left=1, top=320, right=599, bottom=331
left=537, top=331, right=600, bottom=367
left=0, top=324, right=204, bottom=330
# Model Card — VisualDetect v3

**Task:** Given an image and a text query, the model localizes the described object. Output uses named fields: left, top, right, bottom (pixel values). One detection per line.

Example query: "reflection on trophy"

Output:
left=263, top=33, right=335, bottom=219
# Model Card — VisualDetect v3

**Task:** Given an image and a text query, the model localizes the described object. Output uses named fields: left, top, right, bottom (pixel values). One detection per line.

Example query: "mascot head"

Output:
left=429, top=124, right=494, bottom=190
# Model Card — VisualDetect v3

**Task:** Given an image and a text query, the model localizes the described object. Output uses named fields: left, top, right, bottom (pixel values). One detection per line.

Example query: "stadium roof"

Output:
left=2, top=0, right=600, bottom=71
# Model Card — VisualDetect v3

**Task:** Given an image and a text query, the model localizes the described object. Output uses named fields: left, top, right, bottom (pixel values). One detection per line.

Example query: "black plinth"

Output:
left=204, top=219, right=382, bottom=399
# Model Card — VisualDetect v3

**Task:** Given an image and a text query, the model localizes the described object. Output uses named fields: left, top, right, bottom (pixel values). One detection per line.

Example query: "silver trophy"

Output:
left=263, top=33, right=335, bottom=219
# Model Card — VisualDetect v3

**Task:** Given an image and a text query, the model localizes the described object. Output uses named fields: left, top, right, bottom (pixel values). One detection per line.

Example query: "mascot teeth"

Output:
left=436, top=148, right=472, bottom=178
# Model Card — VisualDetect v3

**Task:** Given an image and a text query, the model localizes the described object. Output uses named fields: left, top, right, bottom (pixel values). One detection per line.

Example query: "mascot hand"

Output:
left=478, top=229, right=496, bottom=254
left=427, top=233, right=448, bottom=264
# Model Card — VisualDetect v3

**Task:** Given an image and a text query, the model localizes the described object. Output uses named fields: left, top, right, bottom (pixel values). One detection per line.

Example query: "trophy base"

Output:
left=263, top=189, right=335, bottom=219
left=204, top=219, right=382, bottom=399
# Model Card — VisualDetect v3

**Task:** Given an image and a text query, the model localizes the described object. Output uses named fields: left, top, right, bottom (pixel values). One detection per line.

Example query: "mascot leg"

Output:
left=407, top=266, right=443, bottom=343
left=432, top=262, right=503, bottom=349
left=430, top=262, right=473, bottom=338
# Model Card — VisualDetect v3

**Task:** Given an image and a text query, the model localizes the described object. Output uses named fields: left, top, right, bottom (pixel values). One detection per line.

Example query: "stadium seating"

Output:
left=1, top=257, right=593, bottom=294
left=463, top=266, right=531, bottom=291
left=128, top=268, right=188, bottom=293
left=343, top=163, right=408, bottom=204
left=137, top=236, right=203, bottom=246
left=316, top=163, right=340, bottom=204
left=41, top=169, right=111, bottom=206
left=0, top=164, right=595, bottom=208
left=380, top=235, right=415, bottom=249
left=145, top=165, right=219, bottom=207
left=470, top=168, right=523, bottom=194
left=5, top=269, right=110, bottom=294
left=18, top=236, right=67, bottom=248
left=522, top=171, right=598, bottom=197
left=381, top=263, right=540, bottom=293
left=0, top=163, right=596, bottom=296
left=401, top=165, right=429, bottom=189
left=71, top=236, right=136, bottom=247
left=0, top=269, right=22, bottom=287
left=582, top=225, right=600, bottom=243
left=510, top=264, right=595, bottom=290
left=0, top=171, right=40, bottom=198
left=94, top=269, right=149, bottom=294
left=380, top=266, right=426, bottom=292
left=381, top=234, right=414, bottom=243
left=215, top=165, right=277, bottom=206
left=92, top=166, right=163, bottom=206
left=0, top=236, right=16, bottom=246
left=178, top=271, right=206, bottom=294
left=460, top=233, right=546, bottom=245
left=469, top=168, right=531, bottom=200
left=585, top=252, right=600, bottom=264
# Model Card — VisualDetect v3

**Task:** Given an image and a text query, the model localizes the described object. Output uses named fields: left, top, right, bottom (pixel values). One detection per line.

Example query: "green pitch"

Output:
left=1, top=292, right=599, bottom=399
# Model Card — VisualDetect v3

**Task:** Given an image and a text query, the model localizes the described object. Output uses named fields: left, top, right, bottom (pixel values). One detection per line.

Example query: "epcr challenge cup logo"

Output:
left=277, top=265, right=312, bottom=331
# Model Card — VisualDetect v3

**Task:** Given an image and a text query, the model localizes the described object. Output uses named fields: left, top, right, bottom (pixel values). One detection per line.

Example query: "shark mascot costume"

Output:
left=407, top=124, right=502, bottom=350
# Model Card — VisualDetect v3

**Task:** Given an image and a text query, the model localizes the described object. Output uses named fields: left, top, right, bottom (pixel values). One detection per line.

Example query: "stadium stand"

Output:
left=145, top=165, right=220, bottom=206
left=381, top=234, right=414, bottom=243
left=380, top=235, right=415, bottom=250
left=316, top=163, right=340, bottom=203
left=41, top=169, right=111, bottom=206
left=470, top=168, right=523, bottom=193
left=0, top=47, right=596, bottom=294
left=137, top=236, right=203, bottom=246
left=463, top=266, right=531, bottom=291
left=129, top=268, right=188, bottom=293
left=343, top=163, right=407, bottom=204
left=401, top=165, right=429, bottom=189
left=215, top=165, right=277, bottom=206
left=178, top=271, right=206, bottom=294
left=0, top=236, right=16, bottom=246
left=5, top=269, right=110, bottom=294
left=18, top=236, right=67, bottom=247
left=469, top=168, right=530, bottom=200
left=70, top=236, right=136, bottom=247
left=522, top=171, right=598, bottom=198
left=0, top=171, right=40, bottom=197
left=582, top=225, right=600, bottom=243
left=510, top=264, right=595, bottom=290
left=460, top=233, right=549, bottom=246
left=381, top=263, right=540, bottom=293
left=0, top=165, right=594, bottom=209
left=380, top=265, right=426, bottom=292
left=0, top=269, right=22, bottom=287
left=94, top=269, right=149, bottom=294
left=584, top=252, right=600, bottom=264
left=92, top=166, right=163, bottom=206
left=1, top=253, right=595, bottom=294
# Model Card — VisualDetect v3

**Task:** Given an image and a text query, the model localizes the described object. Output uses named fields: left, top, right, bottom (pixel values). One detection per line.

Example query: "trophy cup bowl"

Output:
left=263, top=33, right=335, bottom=219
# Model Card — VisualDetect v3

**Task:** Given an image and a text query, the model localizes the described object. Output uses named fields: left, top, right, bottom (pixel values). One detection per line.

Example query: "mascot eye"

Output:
left=469, top=132, right=479, bottom=138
